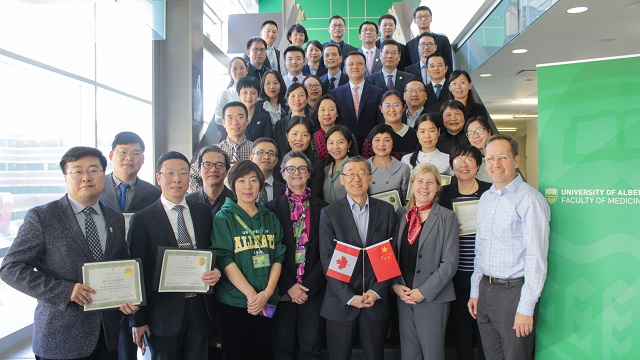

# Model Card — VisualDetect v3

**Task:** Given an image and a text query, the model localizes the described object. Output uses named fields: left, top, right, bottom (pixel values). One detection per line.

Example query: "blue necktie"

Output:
left=434, top=83, right=442, bottom=99
left=82, top=207, right=103, bottom=261
left=118, top=183, right=130, bottom=211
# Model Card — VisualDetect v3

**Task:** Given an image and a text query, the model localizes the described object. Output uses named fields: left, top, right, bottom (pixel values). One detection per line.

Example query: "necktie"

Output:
left=231, top=143, right=240, bottom=164
left=293, top=76, right=299, bottom=83
left=366, top=50, right=373, bottom=74
left=118, top=183, right=130, bottom=211
left=329, top=77, right=336, bottom=90
left=268, top=47, right=276, bottom=69
left=259, top=183, right=269, bottom=203
left=82, top=207, right=103, bottom=261
left=421, top=64, right=427, bottom=84
left=434, top=83, right=442, bottom=99
left=352, top=85, right=360, bottom=118
left=386, top=74, right=394, bottom=90
left=173, top=205, right=193, bottom=249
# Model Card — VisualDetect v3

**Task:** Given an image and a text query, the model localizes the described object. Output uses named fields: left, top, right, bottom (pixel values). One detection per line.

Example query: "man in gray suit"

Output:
left=319, top=157, right=397, bottom=360
left=100, top=131, right=161, bottom=214
left=0, top=146, right=138, bottom=360
left=100, top=131, right=160, bottom=360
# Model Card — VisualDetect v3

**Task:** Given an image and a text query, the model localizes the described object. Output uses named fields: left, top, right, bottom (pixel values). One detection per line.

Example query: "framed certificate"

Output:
left=371, top=190, right=402, bottom=211
left=82, top=259, right=145, bottom=311
left=451, top=199, right=480, bottom=236
left=440, top=175, right=452, bottom=186
left=155, top=247, right=215, bottom=293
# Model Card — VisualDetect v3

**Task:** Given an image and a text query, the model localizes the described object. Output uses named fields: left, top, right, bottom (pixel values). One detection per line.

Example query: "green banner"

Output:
left=537, top=55, right=640, bottom=359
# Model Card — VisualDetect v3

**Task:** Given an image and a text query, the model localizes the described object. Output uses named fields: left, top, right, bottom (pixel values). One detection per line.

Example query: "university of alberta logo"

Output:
left=545, top=188, right=558, bottom=204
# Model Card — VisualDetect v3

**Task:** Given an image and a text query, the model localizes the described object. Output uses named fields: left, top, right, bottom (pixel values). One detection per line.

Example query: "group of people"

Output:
left=0, top=5, right=551, bottom=360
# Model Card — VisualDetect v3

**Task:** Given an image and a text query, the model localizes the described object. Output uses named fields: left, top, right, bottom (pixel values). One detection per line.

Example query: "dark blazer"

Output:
left=330, top=82, right=385, bottom=150
left=185, top=186, right=235, bottom=218
left=244, top=48, right=281, bottom=73
left=406, top=33, right=453, bottom=79
left=425, top=80, right=451, bottom=108
left=267, top=195, right=329, bottom=299
left=405, top=62, right=426, bottom=84
left=246, top=104, right=274, bottom=141
left=302, top=64, right=328, bottom=78
left=128, top=199, right=215, bottom=337
left=359, top=48, right=383, bottom=76
left=376, top=39, right=410, bottom=71
left=393, top=203, right=458, bottom=303
left=322, top=40, right=358, bottom=60
left=272, top=179, right=286, bottom=199
left=320, top=72, right=350, bottom=94
left=319, top=196, right=397, bottom=321
left=365, top=70, right=415, bottom=93
left=0, top=195, right=128, bottom=359
left=100, top=173, right=161, bottom=213
left=246, top=62, right=267, bottom=84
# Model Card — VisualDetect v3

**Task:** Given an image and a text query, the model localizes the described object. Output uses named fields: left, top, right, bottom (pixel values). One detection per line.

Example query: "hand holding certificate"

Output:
left=82, top=259, right=145, bottom=311
left=156, top=248, right=215, bottom=293
left=451, top=199, right=480, bottom=236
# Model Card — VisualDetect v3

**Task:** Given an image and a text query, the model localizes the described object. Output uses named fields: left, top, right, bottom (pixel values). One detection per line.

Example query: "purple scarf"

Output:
left=287, top=187, right=311, bottom=283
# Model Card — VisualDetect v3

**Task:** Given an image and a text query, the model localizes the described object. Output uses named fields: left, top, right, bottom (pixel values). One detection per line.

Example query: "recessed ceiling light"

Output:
left=567, top=7, right=588, bottom=14
left=497, top=127, right=518, bottom=132
left=512, top=98, right=538, bottom=105
left=512, top=49, right=528, bottom=54
left=479, top=73, right=492, bottom=77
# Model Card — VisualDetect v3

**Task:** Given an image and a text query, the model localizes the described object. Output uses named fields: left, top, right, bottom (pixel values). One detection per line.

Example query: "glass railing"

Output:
left=456, top=0, right=558, bottom=72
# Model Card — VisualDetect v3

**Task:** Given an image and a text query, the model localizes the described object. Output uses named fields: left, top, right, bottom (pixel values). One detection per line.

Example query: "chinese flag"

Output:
left=365, top=239, right=401, bottom=282
left=327, top=240, right=361, bottom=283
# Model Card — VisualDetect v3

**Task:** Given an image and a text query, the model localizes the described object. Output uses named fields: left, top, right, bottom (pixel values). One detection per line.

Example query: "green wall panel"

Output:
left=259, top=0, right=283, bottom=13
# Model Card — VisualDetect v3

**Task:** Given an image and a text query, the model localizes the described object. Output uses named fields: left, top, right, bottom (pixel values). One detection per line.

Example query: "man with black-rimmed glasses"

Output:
left=186, top=145, right=234, bottom=217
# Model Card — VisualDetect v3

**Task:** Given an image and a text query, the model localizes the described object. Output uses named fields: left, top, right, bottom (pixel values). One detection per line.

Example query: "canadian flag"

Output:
left=326, top=240, right=361, bottom=283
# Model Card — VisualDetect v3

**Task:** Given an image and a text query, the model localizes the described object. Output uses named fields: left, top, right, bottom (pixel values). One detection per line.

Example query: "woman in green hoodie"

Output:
left=212, top=160, right=286, bottom=360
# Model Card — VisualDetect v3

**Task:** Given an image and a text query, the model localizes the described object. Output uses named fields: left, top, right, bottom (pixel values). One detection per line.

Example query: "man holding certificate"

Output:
left=128, top=151, right=220, bottom=359
left=0, top=146, right=138, bottom=360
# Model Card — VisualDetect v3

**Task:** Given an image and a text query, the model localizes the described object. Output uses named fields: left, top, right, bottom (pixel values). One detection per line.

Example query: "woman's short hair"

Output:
left=280, top=150, right=313, bottom=174
left=448, top=144, right=482, bottom=169
left=286, top=82, right=309, bottom=98
left=464, top=116, right=493, bottom=137
left=407, top=163, right=441, bottom=208
left=285, top=116, right=314, bottom=135
left=236, top=76, right=260, bottom=94
left=367, top=124, right=395, bottom=144
left=287, top=24, right=309, bottom=44
left=309, top=94, right=343, bottom=131
left=227, top=160, right=265, bottom=193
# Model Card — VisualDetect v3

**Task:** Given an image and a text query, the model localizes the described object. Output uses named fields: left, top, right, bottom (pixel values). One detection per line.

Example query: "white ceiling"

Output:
left=464, top=0, right=640, bottom=136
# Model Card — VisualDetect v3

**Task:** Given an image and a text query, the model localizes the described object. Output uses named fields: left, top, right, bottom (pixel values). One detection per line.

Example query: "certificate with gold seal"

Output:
left=82, top=259, right=145, bottom=311
left=157, top=249, right=214, bottom=293
left=451, top=199, right=480, bottom=236
left=371, top=190, right=402, bottom=211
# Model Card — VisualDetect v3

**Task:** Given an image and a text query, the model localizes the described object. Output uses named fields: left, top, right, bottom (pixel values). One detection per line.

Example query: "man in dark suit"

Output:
left=405, top=6, right=453, bottom=79
left=99, top=132, right=161, bottom=360
left=242, top=21, right=282, bottom=73
left=405, top=32, right=438, bottom=85
left=129, top=151, right=220, bottom=360
left=320, top=44, right=349, bottom=94
left=358, top=21, right=383, bottom=76
left=186, top=145, right=234, bottom=217
left=0, top=146, right=138, bottom=360
left=250, top=138, right=285, bottom=202
left=319, top=157, right=397, bottom=360
left=322, top=15, right=358, bottom=63
left=330, top=52, right=384, bottom=151
left=402, top=79, right=431, bottom=128
left=365, top=40, right=415, bottom=93
left=245, top=37, right=269, bottom=84
left=375, top=14, right=410, bottom=71
left=267, top=151, right=329, bottom=359
left=425, top=53, right=451, bottom=109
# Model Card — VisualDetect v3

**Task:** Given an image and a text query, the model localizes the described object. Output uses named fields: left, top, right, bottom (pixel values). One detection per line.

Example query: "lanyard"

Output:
left=234, top=214, right=265, bottom=250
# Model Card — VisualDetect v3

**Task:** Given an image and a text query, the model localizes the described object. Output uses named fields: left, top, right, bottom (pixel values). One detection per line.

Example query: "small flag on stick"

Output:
left=365, top=239, right=401, bottom=282
left=327, top=240, right=361, bottom=283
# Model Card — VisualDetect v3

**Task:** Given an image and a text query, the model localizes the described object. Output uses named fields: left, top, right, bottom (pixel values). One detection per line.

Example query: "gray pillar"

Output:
left=153, top=0, right=203, bottom=162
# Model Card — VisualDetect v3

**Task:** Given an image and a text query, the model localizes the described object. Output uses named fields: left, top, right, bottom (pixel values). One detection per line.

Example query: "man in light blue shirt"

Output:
left=468, top=135, right=550, bottom=360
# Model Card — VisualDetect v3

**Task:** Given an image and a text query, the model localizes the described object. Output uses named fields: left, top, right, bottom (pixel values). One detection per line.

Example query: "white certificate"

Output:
left=158, top=250, right=213, bottom=293
left=440, top=175, right=452, bottom=186
left=82, top=259, right=144, bottom=311
left=371, top=190, right=402, bottom=211
left=452, top=199, right=480, bottom=236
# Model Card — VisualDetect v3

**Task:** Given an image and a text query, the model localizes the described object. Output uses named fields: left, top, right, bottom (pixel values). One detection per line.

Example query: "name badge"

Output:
left=253, top=254, right=271, bottom=269
left=295, top=248, right=306, bottom=264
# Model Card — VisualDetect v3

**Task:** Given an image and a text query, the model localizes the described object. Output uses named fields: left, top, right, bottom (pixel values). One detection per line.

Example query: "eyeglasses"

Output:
left=250, top=47, right=266, bottom=53
left=201, top=161, right=226, bottom=170
left=405, top=88, right=425, bottom=94
left=283, top=166, right=309, bottom=174
left=341, top=172, right=370, bottom=180
left=418, top=42, right=436, bottom=48
left=253, top=149, right=277, bottom=158
left=158, top=171, right=190, bottom=178
left=453, top=158, right=476, bottom=165
left=466, top=128, right=487, bottom=137
left=304, top=83, right=322, bottom=89
left=113, top=149, right=143, bottom=158
left=382, top=103, right=403, bottom=110
left=66, top=169, right=104, bottom=179
left=450, top=81, right=469, bottom=87
left=485, top=155, right=514, bottom=163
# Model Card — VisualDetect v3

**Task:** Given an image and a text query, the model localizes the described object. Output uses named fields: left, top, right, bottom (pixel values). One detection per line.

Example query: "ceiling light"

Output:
left=512, top=49, right=528, bottom=54
left=513, top=114, right=538, bottom=119
left=512, top=98, right=538, bottom=105
left=567, top=7, right=588, bottom=14
left=479, top=73, right=492, bottom=77
left=491, top=114, right=514, bottom=120
left=497, top=127, right=518, bottom=132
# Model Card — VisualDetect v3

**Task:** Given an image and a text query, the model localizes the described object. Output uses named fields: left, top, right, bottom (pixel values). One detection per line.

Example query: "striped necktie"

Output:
left=82, top=207, right=103, bottom=261
left=173, top=205, right=193, bottom=249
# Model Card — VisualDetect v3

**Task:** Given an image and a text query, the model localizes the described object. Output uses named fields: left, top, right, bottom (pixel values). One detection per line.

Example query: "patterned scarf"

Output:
left=313, top=129, right=329, bottom=162
left=405, top=201, right=434, bottom=245
left=287, top=187, right=311, bottom=283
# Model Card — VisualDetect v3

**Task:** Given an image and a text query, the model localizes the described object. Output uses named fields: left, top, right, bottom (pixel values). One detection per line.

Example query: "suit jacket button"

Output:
left=372, top=181, right=376, bottom=184
left=385, top=181, right=389, bottom=184
left=418, top=255, right=422, bottom=258
left=416, top=270, right=421, bottom=273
